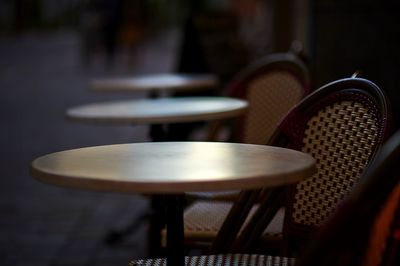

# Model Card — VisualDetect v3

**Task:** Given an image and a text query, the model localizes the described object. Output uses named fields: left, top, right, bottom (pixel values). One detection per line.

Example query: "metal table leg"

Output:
left=165, top=194, right=185, bottom=266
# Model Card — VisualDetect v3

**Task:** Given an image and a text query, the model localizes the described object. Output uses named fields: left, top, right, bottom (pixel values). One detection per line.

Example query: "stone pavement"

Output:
left=0, top=28, right=182, bottom=266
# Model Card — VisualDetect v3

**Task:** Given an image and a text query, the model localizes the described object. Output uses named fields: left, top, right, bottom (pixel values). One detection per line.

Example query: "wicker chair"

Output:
left=129, top=128, right=400, bottom=266
left=234, top=77, right=393, bottom=254
left=176, top=51, right=311, bottom=249
left=183, top=77, right=392, bottom=254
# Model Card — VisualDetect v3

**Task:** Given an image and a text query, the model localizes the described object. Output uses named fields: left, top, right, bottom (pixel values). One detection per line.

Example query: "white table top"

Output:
left=66, top=97, right=248, bottom=124
left=31, top=142, right=316, bottom=194
left=90, top=73, right=219, bottom=93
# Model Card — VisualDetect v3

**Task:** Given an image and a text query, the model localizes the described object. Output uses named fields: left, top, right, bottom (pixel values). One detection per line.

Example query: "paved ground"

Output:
left=0, top=28, right=182, bottom=266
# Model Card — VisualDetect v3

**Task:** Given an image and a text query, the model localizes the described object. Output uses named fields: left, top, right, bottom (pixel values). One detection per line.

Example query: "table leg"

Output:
left=149, top=124, right=169, bottom=141
left=165, top=194, right=185, bottom=266
left=148, top=195, right=166, bottom=257
left=148, top=90, right=169, bottom=142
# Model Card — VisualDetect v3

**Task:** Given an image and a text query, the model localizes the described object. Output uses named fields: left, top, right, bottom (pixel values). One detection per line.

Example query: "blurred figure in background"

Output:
left=80, top=0, right=147, bottom=68
left=167, top=0, right=249, bottom=140
left=80, top=0, right=121, bottom=67
left=232, top=0, right=272, bottom=60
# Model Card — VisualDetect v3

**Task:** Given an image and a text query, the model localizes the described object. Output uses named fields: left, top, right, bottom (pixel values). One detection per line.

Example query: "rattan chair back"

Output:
left=227, top=52, right=310, bottom=144
left=276, top=77, right=392, bottom=245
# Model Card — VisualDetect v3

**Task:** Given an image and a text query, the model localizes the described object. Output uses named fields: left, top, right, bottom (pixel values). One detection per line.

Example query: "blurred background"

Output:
left=1, top=0, right=399, bottom=265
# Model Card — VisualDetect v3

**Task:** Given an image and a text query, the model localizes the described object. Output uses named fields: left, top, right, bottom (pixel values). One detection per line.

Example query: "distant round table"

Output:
left=31, top=142, right=316, bottom=266
left=66, top=97, right=247, bottom=124
left=66, top=97, right=248, bottom=141
left=90, top=73, right=219, bottom=95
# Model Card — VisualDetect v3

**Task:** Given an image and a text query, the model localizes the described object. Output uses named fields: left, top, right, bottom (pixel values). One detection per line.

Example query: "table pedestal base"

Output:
left=165, top=194, right=185, bottom=266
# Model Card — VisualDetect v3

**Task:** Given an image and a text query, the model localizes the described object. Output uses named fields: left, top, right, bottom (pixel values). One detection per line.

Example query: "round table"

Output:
left=89, top=73, right=220, bottom=141
left=90, top=73, right=219, bottom=94
left=66, top=96, right=248, bottom=141
left=31, top=142, right=316, bottom=266
left=66, top=97, right=247, bottom=125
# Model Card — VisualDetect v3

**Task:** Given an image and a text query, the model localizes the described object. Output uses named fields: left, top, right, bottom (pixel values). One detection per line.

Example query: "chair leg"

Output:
left=211, top=189, right=262, bottom=253
left=235, top=187, right=286, bottom=253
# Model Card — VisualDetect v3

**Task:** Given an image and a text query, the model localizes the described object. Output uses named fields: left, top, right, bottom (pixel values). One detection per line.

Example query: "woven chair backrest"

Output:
left=227, top=53, right=310, bottom=144
left=276, top=78, right=391, bottom=238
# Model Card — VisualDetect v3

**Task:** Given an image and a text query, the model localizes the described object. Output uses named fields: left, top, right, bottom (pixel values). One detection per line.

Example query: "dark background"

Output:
left=1, top=0, right=399, bottom=265
left=312, top=1, right=400, bottom=128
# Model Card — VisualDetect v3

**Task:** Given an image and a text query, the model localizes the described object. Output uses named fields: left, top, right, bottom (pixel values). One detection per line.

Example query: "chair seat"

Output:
left=180, top=201, right=284, bottom=242
left=260, top=208, right=284, bottom=242
left=129, top=254, right=295, bottom=266
left=184, top=201, right=233, bottom=240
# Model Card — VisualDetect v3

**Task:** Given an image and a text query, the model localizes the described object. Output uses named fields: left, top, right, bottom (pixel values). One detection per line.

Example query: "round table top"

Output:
left=90, top=73, right=219, bottom=93
left=66, top=97, right=248, bottom=124
left=31, top=142, right=316, bottom=194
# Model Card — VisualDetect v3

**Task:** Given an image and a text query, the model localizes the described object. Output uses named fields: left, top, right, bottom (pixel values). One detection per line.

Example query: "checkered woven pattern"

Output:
left=291, top=101, right=378, bottom=226
left=242, top=71, right=304, bottom=144
left=129, top=254, right=295, bottom=266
